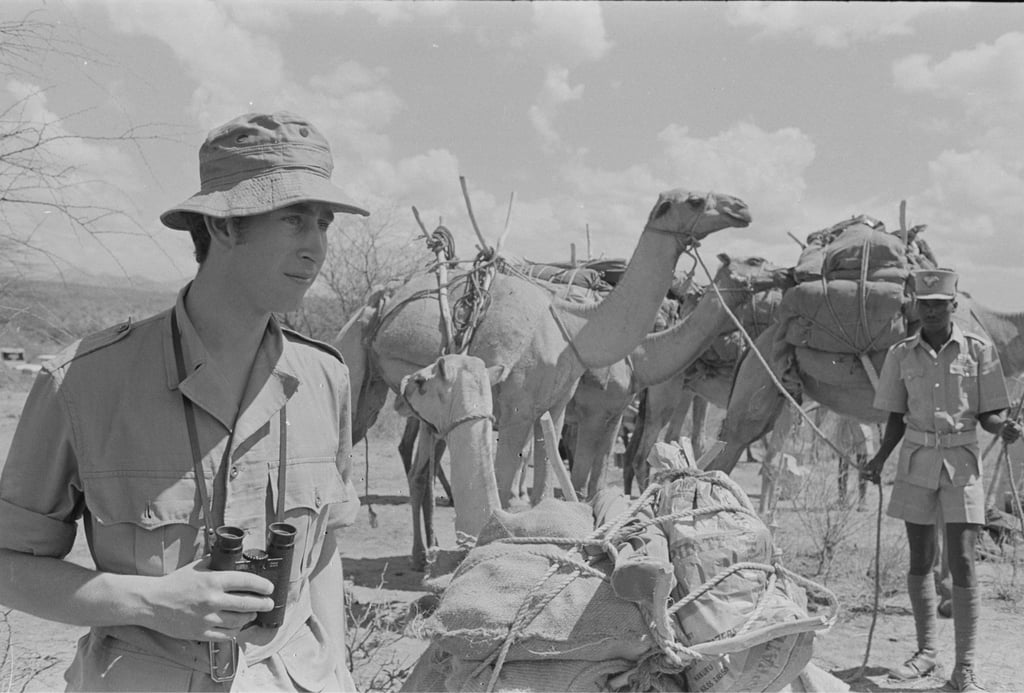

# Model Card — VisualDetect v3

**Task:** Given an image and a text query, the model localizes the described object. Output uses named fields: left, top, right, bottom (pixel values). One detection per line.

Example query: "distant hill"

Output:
left=0, top=276, right=179, bottom=358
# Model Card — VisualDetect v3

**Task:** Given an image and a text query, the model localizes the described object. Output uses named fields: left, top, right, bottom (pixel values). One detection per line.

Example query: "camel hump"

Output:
left=282, top=327, right=346, bottom=364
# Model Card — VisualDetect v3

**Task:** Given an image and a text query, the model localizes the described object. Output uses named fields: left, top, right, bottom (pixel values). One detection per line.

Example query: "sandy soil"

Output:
left=2, top=385, right=1024, bottom=692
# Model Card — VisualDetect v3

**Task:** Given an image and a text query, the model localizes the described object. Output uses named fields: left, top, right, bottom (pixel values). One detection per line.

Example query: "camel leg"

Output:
left=707, top=323, right=788, bottom=474
left=494, top=420, right=535, bottom=508
left=407, top=427, right=435, bottom=570
left=400, top=417, right=454, bottom=507
left=689, top=395, right=709, bottom=460
left=530, top=421, right=553, bottom=505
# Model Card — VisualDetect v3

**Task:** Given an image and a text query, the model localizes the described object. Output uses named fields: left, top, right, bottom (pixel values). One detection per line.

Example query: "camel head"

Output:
left=395, top=354, right=509, bottom=436
left=644, top=190, right=752, bottom=247
left=713, top=253, right=791, bottom=295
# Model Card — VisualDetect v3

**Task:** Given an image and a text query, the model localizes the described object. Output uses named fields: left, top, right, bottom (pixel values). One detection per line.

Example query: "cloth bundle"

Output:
left=778, top=279, right=908, bottom=355
left=405, top=459, right=837, bottom=692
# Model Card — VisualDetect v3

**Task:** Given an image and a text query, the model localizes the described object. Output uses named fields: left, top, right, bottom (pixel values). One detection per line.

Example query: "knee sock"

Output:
left=907, top=573, right=937, bottom=653
left=952, top=584, right=979, bottom=668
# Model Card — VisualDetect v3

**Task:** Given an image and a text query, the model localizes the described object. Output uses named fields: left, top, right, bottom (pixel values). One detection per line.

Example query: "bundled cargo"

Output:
left=405, top=444, right=838, bottom=692
left=778, top=279, right=908, bottom=354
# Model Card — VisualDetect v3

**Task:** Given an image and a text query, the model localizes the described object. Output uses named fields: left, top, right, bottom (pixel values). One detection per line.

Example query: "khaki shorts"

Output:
left=887, top=467, right=986, bottom=525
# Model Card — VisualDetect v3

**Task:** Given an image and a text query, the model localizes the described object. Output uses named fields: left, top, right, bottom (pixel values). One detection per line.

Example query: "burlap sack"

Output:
left=794, top=347, right=887, bottom=390
left=444, top=656, right=635, bottom=692
left=779, top=279, right=907, bottom=354
left=682, top=576, right=815, bottom=692
left=426, top=500, right=653, bottom=663
left=657, top=470, right=773, bottom=646
left=822, top=226, right=906, bottom=280
left=475, top=498, right=594, bottom=546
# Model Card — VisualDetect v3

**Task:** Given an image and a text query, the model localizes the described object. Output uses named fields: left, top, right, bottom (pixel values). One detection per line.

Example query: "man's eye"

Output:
left=318, top=220, right=332, bottom=232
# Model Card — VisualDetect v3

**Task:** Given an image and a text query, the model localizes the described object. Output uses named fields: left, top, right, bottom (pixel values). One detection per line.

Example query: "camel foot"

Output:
left=410, top=551, right=427, bottom=573
left=436, top=496, right=453, bottom=508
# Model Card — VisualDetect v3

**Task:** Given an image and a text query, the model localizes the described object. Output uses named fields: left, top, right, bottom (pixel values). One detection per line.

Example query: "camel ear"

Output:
left=717, top=252, right=730, bottom=265
left=486, top=364, right=510, bottom=386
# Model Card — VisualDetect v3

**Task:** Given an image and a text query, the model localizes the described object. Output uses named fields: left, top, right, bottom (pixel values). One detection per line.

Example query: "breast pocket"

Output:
left=900, top=364, right=929, bottom=412
left=950, top=357, right=979, bottom=411
left=82, top=472, right=203, bottom=576
left=273, top=459, right=348, bottom=581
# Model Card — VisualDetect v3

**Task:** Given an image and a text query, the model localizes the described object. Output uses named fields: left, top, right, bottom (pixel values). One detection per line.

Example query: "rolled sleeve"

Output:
left=873, top=347, right=907, bottom=413
left=975, top=341, right=1010, bottom=413
left=0, top=370, right=82, bottom=557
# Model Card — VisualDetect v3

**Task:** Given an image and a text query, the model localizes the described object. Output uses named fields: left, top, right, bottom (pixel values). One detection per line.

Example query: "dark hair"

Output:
left=183, top=214, right=250, bottom=264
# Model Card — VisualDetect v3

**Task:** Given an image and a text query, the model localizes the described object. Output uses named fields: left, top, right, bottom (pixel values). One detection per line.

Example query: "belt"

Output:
left=904, top=428, right=978, bottom=448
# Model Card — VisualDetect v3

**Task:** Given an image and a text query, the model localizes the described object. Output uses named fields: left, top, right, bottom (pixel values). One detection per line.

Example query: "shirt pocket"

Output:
left=273, top=459, right=349, bottom=580
left=81, top=472, right=203, bottom=576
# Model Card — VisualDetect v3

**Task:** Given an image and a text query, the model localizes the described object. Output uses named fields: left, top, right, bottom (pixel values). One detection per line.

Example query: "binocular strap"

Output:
left=171, top=311, right=289, bottom=554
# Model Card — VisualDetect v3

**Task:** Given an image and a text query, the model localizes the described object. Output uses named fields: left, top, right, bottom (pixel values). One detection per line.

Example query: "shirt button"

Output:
left=314, top=492, right=322, bottom=508
left=229, top=465, right=239, bottom=480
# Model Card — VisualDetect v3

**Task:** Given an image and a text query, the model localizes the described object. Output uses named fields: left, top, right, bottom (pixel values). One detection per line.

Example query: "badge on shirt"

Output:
left=949, top=356, right=977, bottom=376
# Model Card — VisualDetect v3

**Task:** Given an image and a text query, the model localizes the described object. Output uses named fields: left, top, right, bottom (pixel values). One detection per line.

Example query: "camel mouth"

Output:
left=722, top=207, right=752, bottom=228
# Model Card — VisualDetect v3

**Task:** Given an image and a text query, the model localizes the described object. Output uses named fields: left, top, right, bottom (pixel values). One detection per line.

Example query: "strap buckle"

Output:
left=208, top=640, right=237, bottom=683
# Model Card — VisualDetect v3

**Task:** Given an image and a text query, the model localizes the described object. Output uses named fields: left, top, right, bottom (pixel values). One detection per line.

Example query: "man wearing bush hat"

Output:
left=865, top=267, right=1020, bottom=691
left=0, top=111, right=366, bottom=690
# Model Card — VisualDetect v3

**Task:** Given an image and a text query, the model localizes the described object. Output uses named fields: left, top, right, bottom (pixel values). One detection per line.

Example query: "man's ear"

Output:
left=205, top=216, right=233, bottom=248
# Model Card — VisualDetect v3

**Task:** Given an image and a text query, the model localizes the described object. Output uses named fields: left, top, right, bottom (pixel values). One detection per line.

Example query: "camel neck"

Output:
left=552, top=228, right=683, bottom=370
left=444, top=417, right=500, bottom=539
left=630, top=277, right=749, bottom=388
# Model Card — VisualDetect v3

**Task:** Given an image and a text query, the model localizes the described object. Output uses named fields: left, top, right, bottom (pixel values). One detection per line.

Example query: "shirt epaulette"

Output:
left=47, top=319, right=134, bottom=370
left=962, top=330, right=992, bottom=348
left=282, top=327, right=345, bottom=364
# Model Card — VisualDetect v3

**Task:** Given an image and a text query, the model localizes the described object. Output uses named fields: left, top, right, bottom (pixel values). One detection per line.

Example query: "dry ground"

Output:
left=2, top=376, right=1024, bottom=692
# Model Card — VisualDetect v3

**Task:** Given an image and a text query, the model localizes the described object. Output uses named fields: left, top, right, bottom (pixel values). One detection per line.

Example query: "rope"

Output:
left=451, top=471, right=839, bottom=691
left=689, top=248, right=853, bottom=466
left=856, top=482, right=884, bottom=679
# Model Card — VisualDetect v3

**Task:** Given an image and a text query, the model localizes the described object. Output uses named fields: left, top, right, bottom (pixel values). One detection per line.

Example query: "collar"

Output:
left=163, top=283, right=299, bottom=431
left=909, top=322, right=967, bottom=355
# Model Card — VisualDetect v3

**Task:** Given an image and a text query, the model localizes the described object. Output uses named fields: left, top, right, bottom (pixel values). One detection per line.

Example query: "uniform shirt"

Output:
left=873, top=323, right=1009, bottom=489
left=0, top=285, right=360, bottom=689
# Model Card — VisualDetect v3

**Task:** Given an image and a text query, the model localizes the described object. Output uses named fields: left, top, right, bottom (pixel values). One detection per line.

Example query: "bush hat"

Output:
left=161, top=111, right=369, bottom=230
left=912, top=268, right=958, bottom=300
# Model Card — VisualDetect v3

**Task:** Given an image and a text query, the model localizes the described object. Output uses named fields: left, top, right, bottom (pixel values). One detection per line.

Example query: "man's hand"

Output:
left=141, top=558, right=274, bottom=642
left=1000, top=419, right=1022, bottom=445
left=861, top=453, right=886, bottom=485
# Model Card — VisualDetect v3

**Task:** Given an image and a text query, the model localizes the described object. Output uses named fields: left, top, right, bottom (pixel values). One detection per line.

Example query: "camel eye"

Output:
left=686, top=195, right=705, bottom=209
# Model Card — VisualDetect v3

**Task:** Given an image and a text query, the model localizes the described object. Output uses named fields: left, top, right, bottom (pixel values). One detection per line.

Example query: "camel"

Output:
left=336, top=189, right=754, bottom=566
left=394, top=355, right=505, bottom=545
left=706, top=294, right=1024, bottom=475
left=565, top=255, right=789, bottom=498
left=618, top=287, right=783, bottom=493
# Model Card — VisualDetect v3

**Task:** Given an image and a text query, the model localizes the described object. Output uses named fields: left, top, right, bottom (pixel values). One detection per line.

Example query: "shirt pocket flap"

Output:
left=281, top=461, right=348, bottom=515
left=82, top=474, right=198, bottom=529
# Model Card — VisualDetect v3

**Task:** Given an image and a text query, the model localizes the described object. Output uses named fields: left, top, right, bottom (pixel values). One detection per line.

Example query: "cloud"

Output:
left=727, top=2, right=967, bottom=49
left=657, top=122, right=816, bottom=227
left=527, top=2, right=611, bottom=65
left=893, top=32, right=1024, bottom=126
left=528, top=67, right=585, bottom=150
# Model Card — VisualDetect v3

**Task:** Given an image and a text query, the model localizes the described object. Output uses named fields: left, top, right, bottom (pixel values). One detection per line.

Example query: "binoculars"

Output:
left=210, top=522, right=296, bottom=629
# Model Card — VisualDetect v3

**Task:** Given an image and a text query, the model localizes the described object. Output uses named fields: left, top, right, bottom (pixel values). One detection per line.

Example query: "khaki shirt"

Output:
left=0, top=286, right=360, bottom=690
left=873, top=323, right=1009, bottom=489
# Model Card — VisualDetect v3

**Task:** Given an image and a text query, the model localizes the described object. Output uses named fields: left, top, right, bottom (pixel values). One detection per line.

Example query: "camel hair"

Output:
left=394, top=354, right=506, bottom=548
left=564, top=254, right=789, bottom=499
left=337, top=188, right=754, bottom=510
left=706, top=292, right=1024, bottom=476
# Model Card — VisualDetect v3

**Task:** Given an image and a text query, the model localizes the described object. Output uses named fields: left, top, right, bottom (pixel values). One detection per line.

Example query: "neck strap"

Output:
left=170, top=311, right=287, bottom=552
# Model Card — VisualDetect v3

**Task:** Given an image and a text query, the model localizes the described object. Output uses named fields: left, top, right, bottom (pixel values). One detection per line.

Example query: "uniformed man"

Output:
left=0, top=112, right=368, bottom=690
left=864, top=268, right=1021, bottom=692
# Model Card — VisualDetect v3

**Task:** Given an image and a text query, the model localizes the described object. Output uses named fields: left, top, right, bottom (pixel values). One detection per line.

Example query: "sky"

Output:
left=3, top=1, right=1024, bottom=310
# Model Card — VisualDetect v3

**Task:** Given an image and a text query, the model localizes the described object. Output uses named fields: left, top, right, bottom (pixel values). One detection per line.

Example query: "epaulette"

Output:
left=962, top=329, right=992, bottom=347
left=47, top=319, right=134, bottom=369
left=282, top=327, right=345, bottom=364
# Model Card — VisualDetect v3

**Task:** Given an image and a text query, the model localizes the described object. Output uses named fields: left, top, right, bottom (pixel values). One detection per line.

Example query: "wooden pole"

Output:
left=899, top=200, right=908, bottom=244
left=570, top=242, right=576, bottom=265
left=585, top=224, right=592, bottom=260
